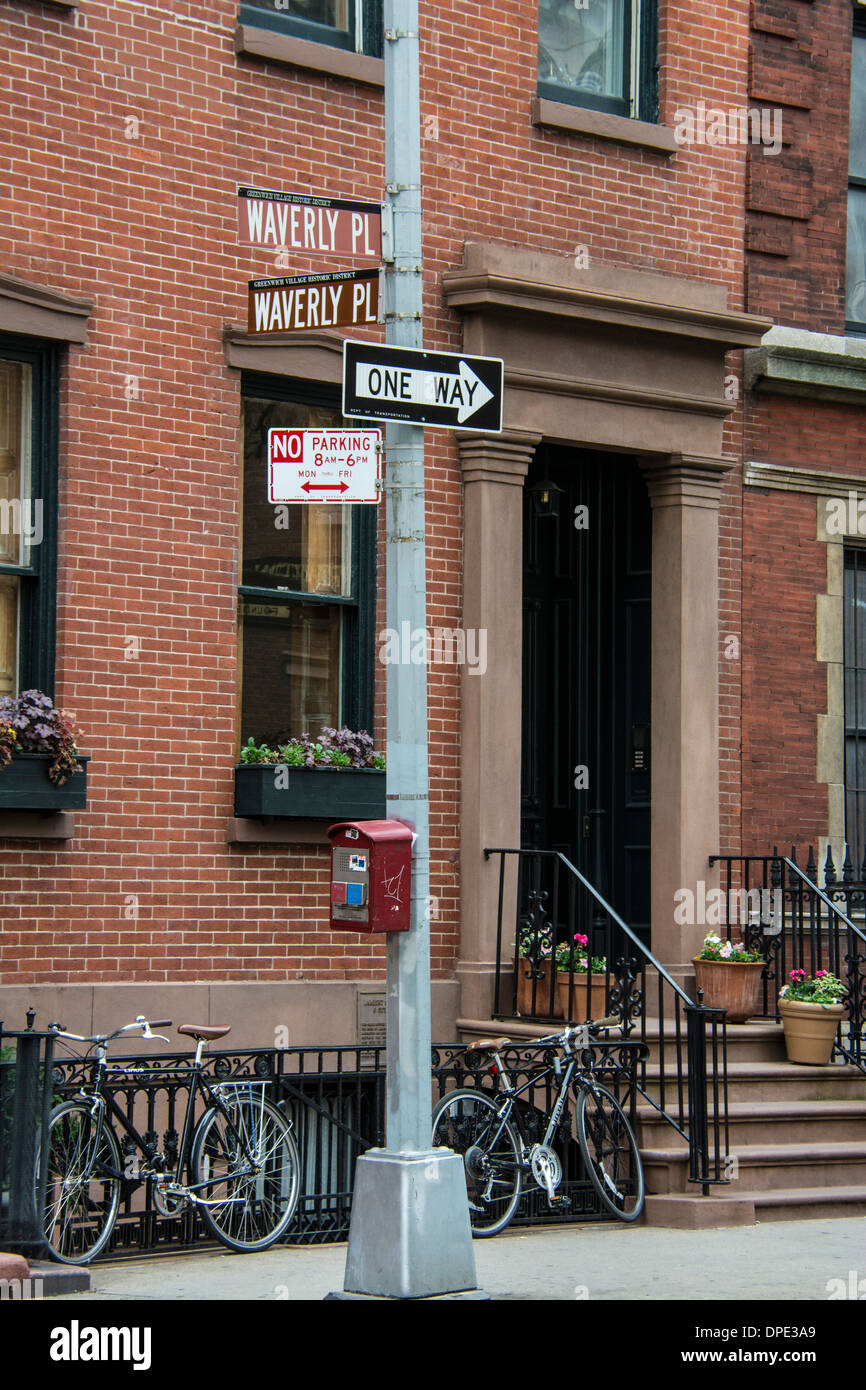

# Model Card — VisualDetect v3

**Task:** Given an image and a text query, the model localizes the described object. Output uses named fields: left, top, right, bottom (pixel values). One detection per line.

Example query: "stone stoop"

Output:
left=638, top=1019, right=866, bottom=1227
left=457, top=1015, right=866, bottom=1228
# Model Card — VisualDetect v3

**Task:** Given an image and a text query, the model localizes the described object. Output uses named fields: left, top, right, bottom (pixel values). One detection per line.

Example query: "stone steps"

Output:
left=638, top=1099, right=866, bottom=1147
left=642, top=1139, right=866, bottom=1194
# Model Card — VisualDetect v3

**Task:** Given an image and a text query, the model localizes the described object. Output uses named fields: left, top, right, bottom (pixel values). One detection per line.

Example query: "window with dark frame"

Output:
left=0, top=338, right=59, bottom=699
left=843, top=548, right=866, bottom=870
left=537, top=0, right=657, bottom=121
left=847, top=17, right=866, bottom=333
left=239, top=0, right=383, bottom=58
left=239, top=374, right=376, bottom=752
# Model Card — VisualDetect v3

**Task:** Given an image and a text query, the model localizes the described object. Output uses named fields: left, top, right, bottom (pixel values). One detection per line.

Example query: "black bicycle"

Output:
left=40, top=1016, right=300, bottom=1264
left=432, top=1019, right=644, bottom=1236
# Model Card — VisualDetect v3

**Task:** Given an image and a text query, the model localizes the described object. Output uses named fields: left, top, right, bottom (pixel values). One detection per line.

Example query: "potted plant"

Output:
left=234, top=725, right=386, bottom=819
left=515, top=918, right=559, bottom=1018
left=777, top=969, right=846, bottom=1065
left=0, top=690, right=88, bottom=810
left=555, top=933, right=608, bottom=1021
left=692, top=931, right=765, bottom=1022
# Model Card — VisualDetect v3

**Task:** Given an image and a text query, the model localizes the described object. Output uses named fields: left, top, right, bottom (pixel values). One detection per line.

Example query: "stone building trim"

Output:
left=0, top=273, right=92, bottom=343
left=234, top=24, right=384, bottom=87
left=745, top=327, right=866, bottom=404
left=530, top=96, right=679, bottom=155
left=745, top=461, right=866, bottom=495
left=223, top=325, right=345, bottom=384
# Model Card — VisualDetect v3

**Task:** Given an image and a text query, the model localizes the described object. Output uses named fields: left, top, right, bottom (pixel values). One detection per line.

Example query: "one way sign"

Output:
left=342, top=341, right=503, bottom=433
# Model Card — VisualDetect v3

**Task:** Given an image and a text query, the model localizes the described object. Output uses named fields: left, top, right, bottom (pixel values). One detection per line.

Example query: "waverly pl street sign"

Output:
left=248, top=269, right=379, bottom=333
left=238, top=187, right=381, bottom=258
left=342, top=340, right=503, bottom=432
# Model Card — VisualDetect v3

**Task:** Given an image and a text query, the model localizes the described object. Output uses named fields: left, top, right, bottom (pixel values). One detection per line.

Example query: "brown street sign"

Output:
left=247, top=269, right=380, bottom=334
left=238, top=187, right=381, bottom=258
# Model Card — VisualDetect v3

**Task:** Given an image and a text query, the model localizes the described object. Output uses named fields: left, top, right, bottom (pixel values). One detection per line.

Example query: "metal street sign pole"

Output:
left=337, top=0, right=481, bottom=1300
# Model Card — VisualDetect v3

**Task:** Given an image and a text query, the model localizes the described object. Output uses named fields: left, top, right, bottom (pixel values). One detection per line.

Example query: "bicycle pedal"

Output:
left=548, top=1194, right=572, bottom=1210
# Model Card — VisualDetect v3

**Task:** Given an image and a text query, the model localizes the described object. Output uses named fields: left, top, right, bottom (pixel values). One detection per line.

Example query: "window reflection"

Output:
left=538, top=0, right=627, bottom=101
left=243, top=0, right=349, bottom=29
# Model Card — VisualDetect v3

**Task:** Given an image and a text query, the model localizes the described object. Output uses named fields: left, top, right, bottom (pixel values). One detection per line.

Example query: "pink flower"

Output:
left=574, top=934, right=588, bottom=946
left=815, top=970, right=827, bottom=978
left=790, top=969, right=807, bottom=980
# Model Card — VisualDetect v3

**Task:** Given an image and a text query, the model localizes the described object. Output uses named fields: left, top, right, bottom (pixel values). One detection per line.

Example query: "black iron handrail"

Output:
left=709, top=850, right=866, bottom=1072
left=485, top=847, right=730, bottom=1192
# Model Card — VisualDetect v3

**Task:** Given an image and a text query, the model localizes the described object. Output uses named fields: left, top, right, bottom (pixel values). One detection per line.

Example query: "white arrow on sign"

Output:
left=354, top=359, right=494, bottom=424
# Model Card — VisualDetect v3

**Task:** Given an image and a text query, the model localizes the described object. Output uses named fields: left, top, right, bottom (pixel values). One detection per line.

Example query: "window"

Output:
left=843, top=548, right=866, bottom=867
left=537, top=0, right=657, bottom=121
left=239, top=0, right=383, bottom=57
left=0, top=338, right=59, bottom=698
left=238, top=375, right=376, bottom=749
left=847, top=19, right=866, bottom=332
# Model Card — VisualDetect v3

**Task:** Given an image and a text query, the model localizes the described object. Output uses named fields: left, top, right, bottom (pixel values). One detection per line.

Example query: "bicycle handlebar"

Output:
left=48, top=1016, right=174, bottom=1045
left=531, top=1016, right=621, bottom=1052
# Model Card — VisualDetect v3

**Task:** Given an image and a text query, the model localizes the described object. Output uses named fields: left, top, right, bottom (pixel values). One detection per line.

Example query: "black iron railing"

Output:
left=709, top=848, right=866, bottom=1072
left=486, top=847, right=730, bottom=1193
left=0, top=1022, right=642, bottom=1260
left=0, top=1011, right=56, bottom=1256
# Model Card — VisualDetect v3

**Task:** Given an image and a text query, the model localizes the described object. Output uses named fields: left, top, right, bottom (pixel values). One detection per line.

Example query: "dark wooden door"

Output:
left=521, top=448, right=651, bottom=944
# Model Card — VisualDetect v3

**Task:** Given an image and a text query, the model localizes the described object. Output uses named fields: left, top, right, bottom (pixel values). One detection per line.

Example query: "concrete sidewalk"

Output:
left=47, top=1215, right=866, bottom=1301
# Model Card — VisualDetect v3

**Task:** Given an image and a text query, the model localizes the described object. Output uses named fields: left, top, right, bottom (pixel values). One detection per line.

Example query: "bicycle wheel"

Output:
left=190, top=1095, right=300, bottom=1251
left=576, top=1083, right=644, bottom=1221
left=40, top=1101, right=123, bottom=1264
left=432, top=1088, right=522, bottom=1237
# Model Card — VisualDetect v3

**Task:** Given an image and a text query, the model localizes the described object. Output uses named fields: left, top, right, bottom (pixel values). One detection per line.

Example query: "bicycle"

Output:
left=39, top=1016, right=301, bottom=1264
left=431, top=1018, right=644, bottom=1237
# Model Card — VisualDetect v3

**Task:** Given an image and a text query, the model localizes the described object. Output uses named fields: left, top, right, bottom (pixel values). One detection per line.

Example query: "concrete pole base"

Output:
left=334, top=1147, right=484, bottom=1300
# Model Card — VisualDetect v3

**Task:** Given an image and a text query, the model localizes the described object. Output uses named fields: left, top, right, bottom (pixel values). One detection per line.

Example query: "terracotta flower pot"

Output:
left=516, top=961, right=561, bottom=1018
left=692, top=957, right=765, bottom=1022
left=778, top=998, right=844, bottom=1065
left=556, top=971, right=607, bottom=1022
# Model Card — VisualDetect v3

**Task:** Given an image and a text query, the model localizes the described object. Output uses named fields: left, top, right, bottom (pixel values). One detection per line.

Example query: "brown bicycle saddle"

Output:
left=464, top=1036, right=511, bottom=1053
left=177, top=1024, right=232, bottom=1040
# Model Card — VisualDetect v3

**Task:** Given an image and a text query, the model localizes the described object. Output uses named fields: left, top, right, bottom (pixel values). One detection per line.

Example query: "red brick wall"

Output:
left=745, top=0, right=851, bottom=333
left=1, top=0, right=753, bottom=989
left=738, top=393, right=866, bottom=854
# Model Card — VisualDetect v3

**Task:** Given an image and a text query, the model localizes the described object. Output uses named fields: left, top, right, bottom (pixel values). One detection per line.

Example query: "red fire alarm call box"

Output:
left=327, top=820, right=413, bottom=933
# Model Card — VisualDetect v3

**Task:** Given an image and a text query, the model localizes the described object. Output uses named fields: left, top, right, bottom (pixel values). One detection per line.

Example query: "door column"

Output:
left=456, top=431, right=540, bottom=1022
left=640, top=454, right=732, bottom=971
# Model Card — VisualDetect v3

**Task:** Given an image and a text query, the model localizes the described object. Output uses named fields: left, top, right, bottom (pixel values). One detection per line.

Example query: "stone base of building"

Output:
left=0, top=979, right=460, bottom=1051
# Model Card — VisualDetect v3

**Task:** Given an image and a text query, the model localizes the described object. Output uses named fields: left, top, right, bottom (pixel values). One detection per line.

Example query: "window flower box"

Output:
left=0, top=752, right=89, bottom=810
left=234, top=764, right=385, bottom=820
left=235, top=727, right=386, bottom=821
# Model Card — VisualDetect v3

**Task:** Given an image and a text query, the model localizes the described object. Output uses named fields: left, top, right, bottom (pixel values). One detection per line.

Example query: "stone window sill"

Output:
left=227, top=817, right=330, bottom=846
left=0, top=812, right=75, bottom=840
left=531, top=96, right=678, bottom=155
left=234, top=24, right=384, bottom=88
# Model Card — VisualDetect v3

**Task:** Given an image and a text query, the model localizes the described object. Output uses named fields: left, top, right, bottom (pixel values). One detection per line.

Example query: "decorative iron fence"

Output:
left=0, top=1022, right=642, bottom=1260
left=486, top=847, right=730, bottom=1193
left=709, top=849, right=866, bottom=1072
left=0, top=1012, right=56, bottom=1256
